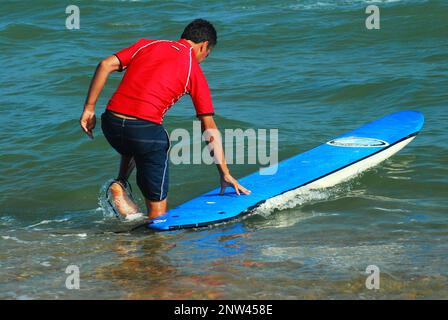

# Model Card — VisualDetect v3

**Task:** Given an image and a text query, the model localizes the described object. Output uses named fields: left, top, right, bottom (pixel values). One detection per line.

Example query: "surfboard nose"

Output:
left=393, top=110, right=425, bottom=133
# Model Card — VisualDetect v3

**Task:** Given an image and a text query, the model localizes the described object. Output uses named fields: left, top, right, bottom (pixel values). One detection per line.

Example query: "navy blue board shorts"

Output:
left=101, top=110, right=170, bottom=201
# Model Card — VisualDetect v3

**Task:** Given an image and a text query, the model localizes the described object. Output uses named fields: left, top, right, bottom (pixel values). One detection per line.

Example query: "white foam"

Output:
left=123, top=212, right=146, bottom=222
left=2, top=235, right=29, bottom=244
left=48, top=233, right=87, bottom=239
left=26, top=218, right=69, bottom=229
left=373, top=207, right=410, bottom=213
left=254, top=186, right=332, bottom=217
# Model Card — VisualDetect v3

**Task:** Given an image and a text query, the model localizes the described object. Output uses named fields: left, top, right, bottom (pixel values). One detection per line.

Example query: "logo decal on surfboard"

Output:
left=327, top=136, right=389, bottom=148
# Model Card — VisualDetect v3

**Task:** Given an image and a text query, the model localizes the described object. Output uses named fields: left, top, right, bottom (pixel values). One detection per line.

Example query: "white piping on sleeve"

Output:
left=177, top=41, right=188, bottom=49
left=184, top=47, right=193, bottom=93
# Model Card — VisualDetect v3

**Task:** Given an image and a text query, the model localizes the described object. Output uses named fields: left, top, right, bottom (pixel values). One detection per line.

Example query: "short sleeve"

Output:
left=187, top=61, right=215, bottom=117
left=114, top=38, right=150, bottom=72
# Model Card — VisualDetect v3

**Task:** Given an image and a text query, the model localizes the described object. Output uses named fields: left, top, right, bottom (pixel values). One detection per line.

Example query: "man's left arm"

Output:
left=199, top=115, right=251, bottom=196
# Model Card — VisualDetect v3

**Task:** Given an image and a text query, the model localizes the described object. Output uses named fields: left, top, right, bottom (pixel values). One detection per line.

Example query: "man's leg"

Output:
left=133, top=128, right=170, bottom=220
left=145, top=198, right=167, bottom=220
left=117, top=154, right=136, bottom=182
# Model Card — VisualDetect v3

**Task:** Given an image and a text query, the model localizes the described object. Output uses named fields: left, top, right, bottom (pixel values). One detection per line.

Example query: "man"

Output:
left=80, top=19, right=250, bottom=220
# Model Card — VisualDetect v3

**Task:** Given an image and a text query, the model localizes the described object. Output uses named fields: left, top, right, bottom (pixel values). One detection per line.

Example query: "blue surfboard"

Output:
left=147, top=110, right=424, bottom=231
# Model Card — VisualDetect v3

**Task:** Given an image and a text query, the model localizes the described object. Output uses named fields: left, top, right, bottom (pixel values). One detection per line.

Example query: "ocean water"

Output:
left=0, top=0, right=447, bottom=299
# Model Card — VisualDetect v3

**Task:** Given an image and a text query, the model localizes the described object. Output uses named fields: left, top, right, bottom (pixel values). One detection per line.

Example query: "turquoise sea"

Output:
left=0, top=0, right=447, bottom=299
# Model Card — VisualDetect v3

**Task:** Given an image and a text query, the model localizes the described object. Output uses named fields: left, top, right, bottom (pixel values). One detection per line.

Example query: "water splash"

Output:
left=98, top=179, right=117, bottom=220
left=252, top=177, right=360, bottom=218
left=97, top=179, right=146, bottom=224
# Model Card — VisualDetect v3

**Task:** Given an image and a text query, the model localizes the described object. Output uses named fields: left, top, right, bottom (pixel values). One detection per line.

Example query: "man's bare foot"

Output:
left=109, top=182, right=140, bottom=218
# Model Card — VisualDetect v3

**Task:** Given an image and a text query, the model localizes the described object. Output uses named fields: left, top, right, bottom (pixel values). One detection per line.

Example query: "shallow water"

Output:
left=1, top=0, right=447, bottom=299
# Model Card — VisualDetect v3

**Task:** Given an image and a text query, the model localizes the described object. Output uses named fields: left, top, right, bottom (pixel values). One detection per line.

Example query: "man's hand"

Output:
left=80, top=109, right=96, bottom=139
left=220, top=173, right=251, bottom=196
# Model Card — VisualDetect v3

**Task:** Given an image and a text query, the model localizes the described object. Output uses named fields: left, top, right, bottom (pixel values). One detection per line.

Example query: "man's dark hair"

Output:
left=181, top=19, right=217, bottom=48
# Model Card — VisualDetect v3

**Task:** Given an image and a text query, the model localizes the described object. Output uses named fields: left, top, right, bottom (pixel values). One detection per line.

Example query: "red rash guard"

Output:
left=106, top=38, right=215, bottom=124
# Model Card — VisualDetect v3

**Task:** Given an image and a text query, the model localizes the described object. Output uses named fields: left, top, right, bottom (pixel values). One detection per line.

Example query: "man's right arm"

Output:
left=80, top=55, right=121, bottom=138
left=84, top=55, right=121, bottom=109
